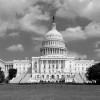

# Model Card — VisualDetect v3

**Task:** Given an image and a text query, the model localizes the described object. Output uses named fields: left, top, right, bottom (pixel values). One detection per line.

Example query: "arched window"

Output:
left=56, top=64, right=58, bottom=69
left=44, top=65, right=46, bottom=69
left=53, top=65, right=54, bottom=69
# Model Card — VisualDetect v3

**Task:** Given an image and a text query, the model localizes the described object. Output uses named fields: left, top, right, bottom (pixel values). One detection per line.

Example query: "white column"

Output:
left=60, top=60, right=61, bottom=73
left=55, top=60, right=56, bottom=73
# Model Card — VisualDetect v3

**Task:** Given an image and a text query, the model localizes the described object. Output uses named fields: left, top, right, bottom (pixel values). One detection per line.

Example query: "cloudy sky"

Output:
left=0, top=0, right=100, bottom=61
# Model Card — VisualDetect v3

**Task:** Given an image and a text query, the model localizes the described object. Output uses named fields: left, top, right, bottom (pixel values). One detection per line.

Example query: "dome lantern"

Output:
left=52, top=16, right=56, bottom=30
left=52, top=22, right=56, bottom=30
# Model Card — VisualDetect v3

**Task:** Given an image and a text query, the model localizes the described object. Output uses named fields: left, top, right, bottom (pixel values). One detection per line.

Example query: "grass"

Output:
left=0, top=84, right=100, bottom=100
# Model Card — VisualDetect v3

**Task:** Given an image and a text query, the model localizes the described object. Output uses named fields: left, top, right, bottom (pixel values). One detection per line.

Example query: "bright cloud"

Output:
left=61, top=26, right=86, bottom=42
left=19, top=5, right=50, bottom=34
left=55, top=0, right=100, bottom=21
left=7, top=44, right=24, bottom=52
left=61, top=22, right=100, bottom=42
left=85, top=22, right=100, bottom=37
left=0, top=0, right=50, bottom=37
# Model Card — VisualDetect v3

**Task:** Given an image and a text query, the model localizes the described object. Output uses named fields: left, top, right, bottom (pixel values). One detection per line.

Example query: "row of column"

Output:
left=41, top=48, right=67, bottom=56
left=43, top=41, right=65, bottom=47
left=38, top=60, right=65, bottom=74
left=5, top=65, right=13, bottom=71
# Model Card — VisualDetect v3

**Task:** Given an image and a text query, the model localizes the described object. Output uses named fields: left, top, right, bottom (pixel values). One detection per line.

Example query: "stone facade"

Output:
left=0, top=22, right=97, bottom=83
left=30, top=22, right=95, bottom=83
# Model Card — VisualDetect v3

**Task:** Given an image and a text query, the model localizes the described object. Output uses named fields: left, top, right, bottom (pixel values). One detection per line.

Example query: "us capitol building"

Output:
left=0, top=20, right=97, bottom=83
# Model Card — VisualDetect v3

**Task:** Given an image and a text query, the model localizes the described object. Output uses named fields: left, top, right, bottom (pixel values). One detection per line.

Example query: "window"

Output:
left=44, top=69, right=45, bottom=73
left=23, top=67, right=25, bottom=70
left=53, top=65, right=54, bottom=69
left=56, top=65, right=58, bottom=69
left=61, top=65, right=63, bottom=69
left=82, top=67, right=84, bottom=70
left=44, top=65, right=46, bottom=69
left=37, top=75, right=39, bottom=78
left=42, top=75, right=44, bottom=78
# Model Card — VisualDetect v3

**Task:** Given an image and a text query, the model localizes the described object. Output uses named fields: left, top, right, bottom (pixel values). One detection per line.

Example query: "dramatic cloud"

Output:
left=0, top=0, right=100, bottom=37
left=0, top=0, right=50, bottom=37
left=85, top=22, right=100, bottom=37
left=7, top=44, right=24, bottom=52
left=61, top=26, right=86, bottom=42
left=61, top=22, right=100, bottom=42
left=56, top=7, right=77, bottom=19
left=0, top=0, right=31, bottom=35
left=55, top=0, right=100, bottom=21
left=19, top=5, right=50, bottom=34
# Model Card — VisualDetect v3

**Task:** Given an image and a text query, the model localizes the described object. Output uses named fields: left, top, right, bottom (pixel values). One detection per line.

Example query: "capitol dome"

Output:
left=40, top=21, right=67, bottom=57
left=44, top=23, right=63, bottom=41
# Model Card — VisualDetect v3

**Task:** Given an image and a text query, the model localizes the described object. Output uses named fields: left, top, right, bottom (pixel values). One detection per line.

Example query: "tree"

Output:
left=5, top=68, right=17, bottom=83
left=86, top=62, right=100, bottom=84
left=0, top=67, right=5, bottom=83
left=8, top=68, right=17, bottom=80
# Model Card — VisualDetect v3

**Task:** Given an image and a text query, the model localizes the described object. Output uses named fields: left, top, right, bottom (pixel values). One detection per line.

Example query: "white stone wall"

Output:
left=13, top=60, right=31, bottom=76
left=31, top=56, right=95, bottom=83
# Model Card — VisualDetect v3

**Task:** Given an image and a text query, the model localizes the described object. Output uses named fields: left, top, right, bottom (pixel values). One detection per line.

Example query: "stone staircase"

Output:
left=80, top=73, right=88, bottom=83
left=10, top=74, right=25, bottom=83
left=10, top=66, right=32, bottom=83
left=19, top=73, right=31, bottom=83
left=74, top=73, right=84, bottom=83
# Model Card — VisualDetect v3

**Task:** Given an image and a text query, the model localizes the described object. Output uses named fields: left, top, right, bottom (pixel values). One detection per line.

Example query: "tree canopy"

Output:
left=86, top=62, right=100, bottom=84
left=8, top=68, right=17, bottom=80
left=0, top=67, right=5, bottom=83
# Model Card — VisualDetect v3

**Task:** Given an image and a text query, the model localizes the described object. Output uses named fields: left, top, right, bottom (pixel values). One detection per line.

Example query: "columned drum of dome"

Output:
left=40, top=22, right=67, bottom=57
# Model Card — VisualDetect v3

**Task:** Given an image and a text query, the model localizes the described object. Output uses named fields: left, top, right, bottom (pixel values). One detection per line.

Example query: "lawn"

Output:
left=0, top=84, right=100, bottom=100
